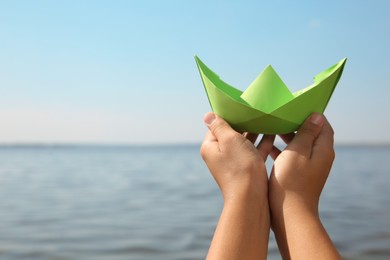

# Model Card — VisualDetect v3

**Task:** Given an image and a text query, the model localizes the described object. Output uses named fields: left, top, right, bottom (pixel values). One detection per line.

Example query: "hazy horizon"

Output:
left=1, top=1, right=389, bottom=144
left=0, top=141, right=389, bottom=147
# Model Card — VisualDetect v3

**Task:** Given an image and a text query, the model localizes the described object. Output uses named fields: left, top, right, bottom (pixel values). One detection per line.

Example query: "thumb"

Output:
left=204, top=112, right=236, bottom=143
left=288, top=113, right=324, bottom=158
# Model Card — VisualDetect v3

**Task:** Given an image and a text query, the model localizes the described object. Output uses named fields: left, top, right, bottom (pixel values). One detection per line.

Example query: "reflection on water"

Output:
left=0, top=145, right=389, bottom=259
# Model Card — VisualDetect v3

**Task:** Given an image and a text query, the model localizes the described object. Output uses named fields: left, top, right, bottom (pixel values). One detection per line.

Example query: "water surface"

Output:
left=0, top=145, right=389, bottom=259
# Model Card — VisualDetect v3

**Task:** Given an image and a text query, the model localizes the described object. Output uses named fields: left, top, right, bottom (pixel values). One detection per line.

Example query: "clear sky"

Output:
left=1, top=0, right=389, bottom=144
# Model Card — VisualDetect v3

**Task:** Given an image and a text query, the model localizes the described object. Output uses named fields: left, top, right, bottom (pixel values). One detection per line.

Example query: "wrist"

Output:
left=271, top=204, right=339, bottom=260
left=223, top=185, right=270, bottom=229
left=270, top=192, right=319, bottom=216
left=222, top=180, right=268, bottom=207
left=270, top=197, right=321, bottom=233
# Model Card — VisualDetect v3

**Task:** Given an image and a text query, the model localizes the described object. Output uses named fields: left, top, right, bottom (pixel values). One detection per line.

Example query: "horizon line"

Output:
left=0, top=142, right=390, bottom=148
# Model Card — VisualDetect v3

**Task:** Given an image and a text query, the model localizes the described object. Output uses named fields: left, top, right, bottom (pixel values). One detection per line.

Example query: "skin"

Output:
left=201, top=112, right=274, bottom=260
left=201, top=112, right=341, bottom=260
left=269, top=113, right=341, bottom=260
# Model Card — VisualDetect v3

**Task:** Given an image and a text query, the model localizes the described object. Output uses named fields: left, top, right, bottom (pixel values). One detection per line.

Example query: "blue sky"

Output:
left=0, top=0, right=389, bottom=144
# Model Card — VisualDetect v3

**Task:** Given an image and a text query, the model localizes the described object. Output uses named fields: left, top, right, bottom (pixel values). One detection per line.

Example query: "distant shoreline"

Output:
left=0, top=143, right=389, bottom=149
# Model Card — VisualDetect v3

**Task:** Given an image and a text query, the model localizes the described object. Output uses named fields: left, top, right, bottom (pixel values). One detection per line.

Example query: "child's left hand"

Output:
left=200, top=112, right=274, bottom=204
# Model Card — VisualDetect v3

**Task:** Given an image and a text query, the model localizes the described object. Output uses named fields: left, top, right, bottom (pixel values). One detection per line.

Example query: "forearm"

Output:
left=272, top=204, right=341, bottom=260
left=207, top=191, right=270, bottom=260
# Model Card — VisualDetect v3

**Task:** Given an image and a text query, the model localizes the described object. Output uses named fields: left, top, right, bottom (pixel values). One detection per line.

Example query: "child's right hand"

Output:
left=269, top=113, right=335, bottom=214
left=269, top=113, right=341, bottom=259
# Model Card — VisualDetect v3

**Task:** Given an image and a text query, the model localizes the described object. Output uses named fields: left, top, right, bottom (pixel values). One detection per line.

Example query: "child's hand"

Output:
left=269, top=113, right=340, bottom=259
left=201, top=112, right=274, bottom=203
left=269, top=113, right=335, bottom=213
left=201, top=112, right=274, bottom=260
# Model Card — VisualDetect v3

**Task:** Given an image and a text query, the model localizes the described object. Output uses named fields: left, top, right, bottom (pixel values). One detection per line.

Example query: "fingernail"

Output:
left=204, top=113, right=216, bottom=125
left=310, top=113, right=324, bottom=126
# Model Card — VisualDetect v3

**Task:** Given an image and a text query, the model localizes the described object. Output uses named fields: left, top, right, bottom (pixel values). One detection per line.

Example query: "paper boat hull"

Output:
left=195, top=56, right=346, bottom=134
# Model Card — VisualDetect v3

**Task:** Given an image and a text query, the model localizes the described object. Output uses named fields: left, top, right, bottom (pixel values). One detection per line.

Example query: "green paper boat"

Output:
left=195, top=56, right=346, bottom=134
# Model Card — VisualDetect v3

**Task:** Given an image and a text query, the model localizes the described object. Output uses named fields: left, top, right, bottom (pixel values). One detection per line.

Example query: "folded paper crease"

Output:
left=195, top=56, right=346, bottom=134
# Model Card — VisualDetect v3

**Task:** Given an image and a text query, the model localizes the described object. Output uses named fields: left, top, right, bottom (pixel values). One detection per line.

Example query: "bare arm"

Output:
left=201, top=113, right=273, bottom=260
left=207, top=187, right=270, bottom=260
left=269, top=113, right=341, bottom=259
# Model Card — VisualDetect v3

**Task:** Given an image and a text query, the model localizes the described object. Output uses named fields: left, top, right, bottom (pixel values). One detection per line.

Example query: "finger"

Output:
left=270, top=146, right=281, bottom=160
left=279, top=133, right=295, bottom=144
left=287, top=113, right=324, bottom=158
left=200, top=130, right=219, bottom=159
left=244, top=132, right=259, bottom=144
left=257, top=135, right=275, bottom=160
left=204, top=112, right=237, bottom=148
left=312, top=116, right=335, bottom=160
left=204, top=130, right=217, bottom=143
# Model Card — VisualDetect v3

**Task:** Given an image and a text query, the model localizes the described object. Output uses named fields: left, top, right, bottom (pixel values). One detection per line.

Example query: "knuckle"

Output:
left=200, top=143, right=209, bottom=160
left=328, top=126, right=335, bottom=136
left=300, top=125, right=319, bottom=140
left=324, top=127, right=335, bottom=139
left=325, top=119, right=335, bottom=135
left=328, top=148, right=336, bottom=161
left=318, top=147, right=335, bottom=164
left=322, top=142, right=335, bottom=158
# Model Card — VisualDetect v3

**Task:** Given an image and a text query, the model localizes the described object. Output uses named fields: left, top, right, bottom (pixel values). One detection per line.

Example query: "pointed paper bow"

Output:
left=195, top=56, right=346, bottom=134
